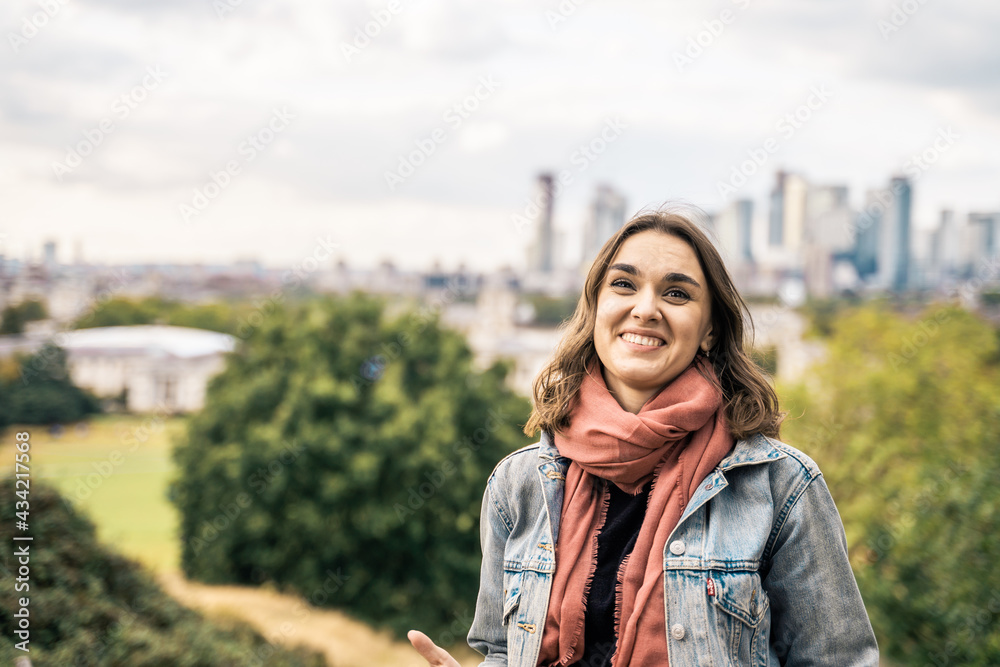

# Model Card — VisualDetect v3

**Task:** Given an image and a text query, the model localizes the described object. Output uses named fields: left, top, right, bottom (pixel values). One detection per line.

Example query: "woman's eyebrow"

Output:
left=608, top=263, right=701, bottom=288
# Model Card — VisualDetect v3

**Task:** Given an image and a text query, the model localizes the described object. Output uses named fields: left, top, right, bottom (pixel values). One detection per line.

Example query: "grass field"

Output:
left=0, top=414, right=483, bottom=666
left=0, top=414, right=184, bottom=573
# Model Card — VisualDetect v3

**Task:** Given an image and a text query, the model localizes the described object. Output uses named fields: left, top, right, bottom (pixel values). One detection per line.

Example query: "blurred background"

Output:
left=1, top=0, right=999, bottom=665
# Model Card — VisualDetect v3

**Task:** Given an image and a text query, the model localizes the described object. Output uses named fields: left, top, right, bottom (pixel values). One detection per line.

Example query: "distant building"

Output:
left=929, top=209, right=961, bottom=284
left=768, top=171, right=808, bottom=260
left=527, top=173, right=556, bottom=274
left=968, top=211, right=1000, bottom=273
left=714, top=198, right=754, bottom=266
left=802, top=184, right=851, bottom=297
left=58, top=325, right=235, bottom=413
left=582, top=184, right=627, bottom=267
left=854, top=191, right=882, bottom=280
left=876, top=176, right=913, bottom=291
left=43, top=241, right=57, bottom=276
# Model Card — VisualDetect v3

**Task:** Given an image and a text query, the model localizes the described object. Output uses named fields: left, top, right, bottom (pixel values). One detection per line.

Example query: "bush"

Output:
left=0, top=343, right=101, bottom=427
left=0, top=476, right=325, bottom=666
left=780, top=302, right=1000, bottom=666
left=170, top=292, right=533, bottom=640
left=0, top=299, right=47, bottom=335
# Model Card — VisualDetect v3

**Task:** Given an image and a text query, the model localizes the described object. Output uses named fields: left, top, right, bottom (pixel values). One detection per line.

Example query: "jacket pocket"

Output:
left=711, top=572, right=767, bottom=626
left=709, top=572, right=769, bottom=665
left=502, top=569, right=523, bottom=626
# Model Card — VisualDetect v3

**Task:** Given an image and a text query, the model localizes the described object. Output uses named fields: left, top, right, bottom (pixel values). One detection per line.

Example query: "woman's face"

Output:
left=593, top=230, right=714, bottom=408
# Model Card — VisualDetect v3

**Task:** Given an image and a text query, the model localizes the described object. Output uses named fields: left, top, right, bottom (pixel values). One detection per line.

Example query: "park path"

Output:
left=157, top=572, right=483, bottom=667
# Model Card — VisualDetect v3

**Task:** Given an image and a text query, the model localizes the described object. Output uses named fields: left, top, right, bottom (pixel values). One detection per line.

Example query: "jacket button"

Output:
left=669, top=540, right=686, bottom=555
left=671, top=624, right=685, bottom=640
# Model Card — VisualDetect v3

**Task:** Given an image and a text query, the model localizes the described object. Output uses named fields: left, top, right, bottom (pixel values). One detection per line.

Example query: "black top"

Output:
left=573, top=477, right=651, bottom=667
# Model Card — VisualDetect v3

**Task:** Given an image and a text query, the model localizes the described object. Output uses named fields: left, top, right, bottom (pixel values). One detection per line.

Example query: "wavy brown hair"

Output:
left=523, top=205, right=784, bottom=441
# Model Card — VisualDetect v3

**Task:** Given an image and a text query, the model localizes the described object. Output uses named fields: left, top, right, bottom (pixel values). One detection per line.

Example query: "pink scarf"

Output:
left=537, top=355, right=735, bottom=666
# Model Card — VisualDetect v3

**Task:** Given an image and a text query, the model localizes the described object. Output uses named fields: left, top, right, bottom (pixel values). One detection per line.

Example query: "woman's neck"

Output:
left=600, top=367, right=663, bottom=414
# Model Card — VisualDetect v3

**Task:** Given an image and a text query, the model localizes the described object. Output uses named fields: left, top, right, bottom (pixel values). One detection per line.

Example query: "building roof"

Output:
left=58, top=325, right=236, bottom=359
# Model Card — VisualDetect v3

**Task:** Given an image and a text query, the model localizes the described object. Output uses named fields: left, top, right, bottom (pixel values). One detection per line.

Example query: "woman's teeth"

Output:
left=620, top=332, right=664, bottom=347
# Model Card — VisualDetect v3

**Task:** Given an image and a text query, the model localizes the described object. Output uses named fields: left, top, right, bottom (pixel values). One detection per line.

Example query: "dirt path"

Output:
left=157, top=572, right=483, bottom=667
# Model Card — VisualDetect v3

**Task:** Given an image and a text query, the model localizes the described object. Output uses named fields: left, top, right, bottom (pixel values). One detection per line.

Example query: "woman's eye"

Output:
left=610, top=278, right=633, bottom=289
left=664, top=288, right=690, bottom=300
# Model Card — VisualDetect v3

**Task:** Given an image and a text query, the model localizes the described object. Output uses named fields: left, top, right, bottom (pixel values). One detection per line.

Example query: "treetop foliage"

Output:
left=780, top=302, right=1000, bottom=666
left=170, top=292, right=533, bottom=641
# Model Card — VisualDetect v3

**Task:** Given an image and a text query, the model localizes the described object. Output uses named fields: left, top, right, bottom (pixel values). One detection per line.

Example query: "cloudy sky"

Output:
left=2, top=0, right=999, bottom=271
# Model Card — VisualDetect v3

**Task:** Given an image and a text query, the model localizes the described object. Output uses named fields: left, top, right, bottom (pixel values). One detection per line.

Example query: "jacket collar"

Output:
left=537, top=429, right=785, bottom=471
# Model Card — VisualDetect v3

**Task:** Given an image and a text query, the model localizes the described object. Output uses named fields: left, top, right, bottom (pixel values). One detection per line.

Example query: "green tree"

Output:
left=780, top=302, right=1000, bottom=666
left=72, top=295, right=276, bottom=337
left=170, top=292, right=533, bottom=640
left=72, top=296, right=162, bottom=328
left=524, top=292, right=580, bottom=326
left=1, top=342, right=101, bottom=425
left=0, top=299, right=48, bottom=334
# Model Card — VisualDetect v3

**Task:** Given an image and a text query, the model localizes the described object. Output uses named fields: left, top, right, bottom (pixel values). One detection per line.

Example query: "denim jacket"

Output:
left=467, top=430, right=879, bottom=666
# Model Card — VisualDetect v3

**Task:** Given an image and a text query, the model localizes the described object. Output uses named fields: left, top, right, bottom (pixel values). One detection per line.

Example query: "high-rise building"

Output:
left=929, top=209, right=961, bottom=283
left=768, top=171, right=808, bottom=262
left=526, top=173, right=555, bottom=274
left=874, top=176, right=912, bottom=291
left=968, top=211, right=1000, bottom=272
left=43, top=241, right=57, bottom=275
left=582, top=184, right=626, bottom=266
left=713, top=198, right=754, bottom=266
left=804, top=185, right=852, bottom=252
left=853, top=191, right=882, bottom=280
left=799, top=185, right=851, bottom=298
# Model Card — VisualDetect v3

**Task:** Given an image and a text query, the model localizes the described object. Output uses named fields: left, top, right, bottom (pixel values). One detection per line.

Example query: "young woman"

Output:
left=409, top=207, right=879, bottom=666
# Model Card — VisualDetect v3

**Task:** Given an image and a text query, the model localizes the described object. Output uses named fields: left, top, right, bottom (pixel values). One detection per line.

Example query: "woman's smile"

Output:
left=618, top=331, right=666, bottom=349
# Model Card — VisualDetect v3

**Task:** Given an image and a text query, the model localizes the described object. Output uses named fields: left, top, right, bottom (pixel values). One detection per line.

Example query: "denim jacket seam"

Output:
left=763, top=471, right=818, bottom=562
left=764, top=437, right=822, bottom=478
left=487, top=473, right=515, bottom=534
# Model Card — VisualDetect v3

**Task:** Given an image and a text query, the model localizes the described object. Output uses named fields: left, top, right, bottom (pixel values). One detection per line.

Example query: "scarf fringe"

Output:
left=609, top=549, right=631, bottom=667
left=557, top=476, right=610, bottom=667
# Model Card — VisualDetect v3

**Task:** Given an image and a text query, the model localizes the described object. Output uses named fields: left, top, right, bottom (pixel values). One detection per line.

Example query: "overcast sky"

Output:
left=2, top=0, right=999, bottom=271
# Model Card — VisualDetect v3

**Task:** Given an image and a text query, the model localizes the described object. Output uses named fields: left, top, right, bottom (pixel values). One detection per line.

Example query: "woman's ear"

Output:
left=700, top=327, right=714, bottom=353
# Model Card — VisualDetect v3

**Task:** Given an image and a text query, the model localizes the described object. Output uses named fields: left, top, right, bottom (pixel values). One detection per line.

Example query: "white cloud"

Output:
left=2, top=0, right=999, bottom=267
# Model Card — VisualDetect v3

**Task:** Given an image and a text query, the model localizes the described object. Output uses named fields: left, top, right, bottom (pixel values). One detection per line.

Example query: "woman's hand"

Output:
left=407, top=629, right=461, bottom=667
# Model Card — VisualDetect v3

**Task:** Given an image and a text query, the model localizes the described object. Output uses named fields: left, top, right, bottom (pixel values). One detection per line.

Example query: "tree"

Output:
left=72, top=297, right=161, bottom=328
left=0, top=299, right=47, bottom=334
left=780, top=302, right=1000, bottom=666
left=1, top=342, right=101, bottom=425
left=72, top=295, right=276, bottom=337
left=170, top=292, right=533, bottom=641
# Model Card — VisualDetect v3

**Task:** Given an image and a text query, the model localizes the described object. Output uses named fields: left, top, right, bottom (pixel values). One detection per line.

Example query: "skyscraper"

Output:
left=526, top=173, right=555, bottom=274
left=768, top=171, right=808, bottom=260
left=713, top=198, right=754, bottom=265
left=874, top=176, right=912, bottom=291
left=929, top=209, right=961, bottom=283
left=854, top=192, right=881, bottom=280
left=582, top=184, right=626, bottom=266
left=801, top=185, right=851, bottom=297
left=968, top=211, right=1000, bottom=272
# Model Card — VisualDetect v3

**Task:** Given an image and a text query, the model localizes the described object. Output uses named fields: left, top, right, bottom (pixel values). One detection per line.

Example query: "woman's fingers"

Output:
left=407, top=629, right=461, bottom=667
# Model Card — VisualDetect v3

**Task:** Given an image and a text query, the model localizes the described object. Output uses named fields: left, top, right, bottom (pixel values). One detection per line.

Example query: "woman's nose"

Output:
left=630, top=287, right=660, bottom=320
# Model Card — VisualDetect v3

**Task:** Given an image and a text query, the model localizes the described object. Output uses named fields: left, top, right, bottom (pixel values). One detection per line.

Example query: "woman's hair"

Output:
left=522, top=204, right=784, bottom=440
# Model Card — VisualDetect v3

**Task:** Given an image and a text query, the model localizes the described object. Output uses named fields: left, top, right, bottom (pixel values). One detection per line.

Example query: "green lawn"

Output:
left=1, top=414, right=186, bottom=573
